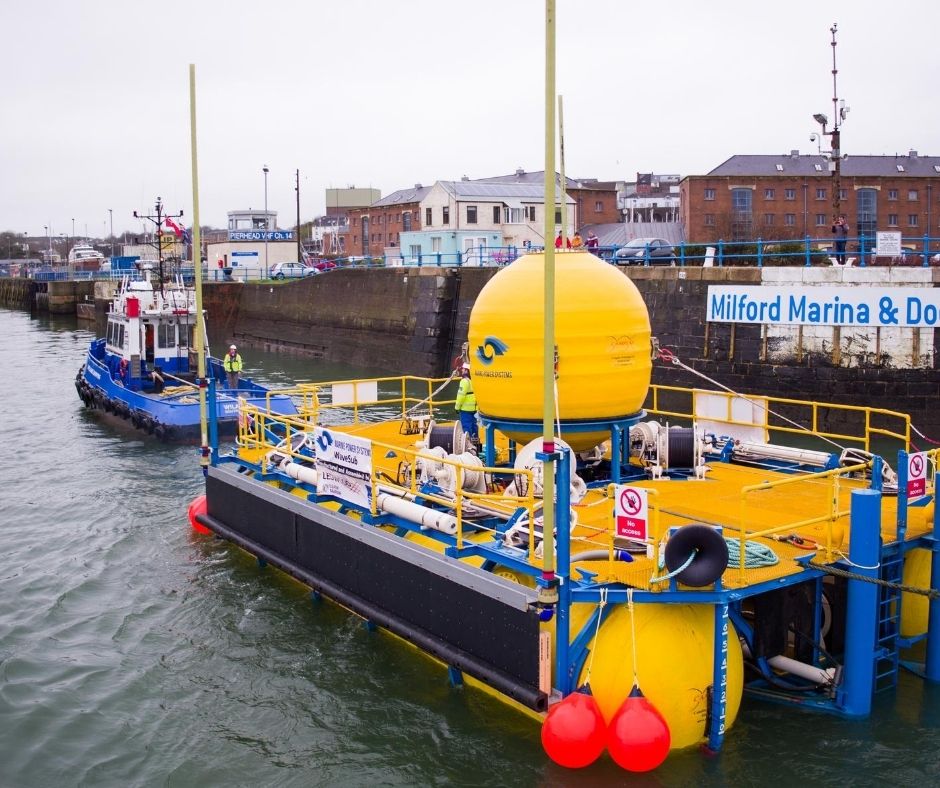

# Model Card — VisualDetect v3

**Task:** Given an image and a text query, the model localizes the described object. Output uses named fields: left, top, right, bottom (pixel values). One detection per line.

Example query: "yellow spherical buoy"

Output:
left=468, top=250, right=651, bottom=451
left=576, top=603, right=744, bottom=750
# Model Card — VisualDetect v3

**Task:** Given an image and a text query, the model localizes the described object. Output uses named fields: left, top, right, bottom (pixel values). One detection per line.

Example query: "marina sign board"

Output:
left=314, top=427, right=372, bottom=507
left=707, top=286, right=940, bottom=328
left=228, top=230, right=295, bottom=241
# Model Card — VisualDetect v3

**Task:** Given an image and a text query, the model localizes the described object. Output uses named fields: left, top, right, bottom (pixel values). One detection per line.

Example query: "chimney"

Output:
left=909, top=150, right=918, bottom=158
left=414, top=183, right=422, bottom=189
left=790, top=150, right=799, bottom=158
left=515, top=167, right=525, bottom=176
left=461, top=175, right=470, bottom=181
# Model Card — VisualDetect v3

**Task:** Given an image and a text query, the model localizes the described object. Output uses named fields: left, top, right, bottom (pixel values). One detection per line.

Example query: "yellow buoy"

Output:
left=468, top=250, right=651, bottom=451
left=574, top=602, right=744, bottom=750
left=901, top=547, right=931, bottom=638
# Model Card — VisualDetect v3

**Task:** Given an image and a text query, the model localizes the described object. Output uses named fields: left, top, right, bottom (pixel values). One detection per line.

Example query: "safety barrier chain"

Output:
left=806, top=560, right=940, bottom=599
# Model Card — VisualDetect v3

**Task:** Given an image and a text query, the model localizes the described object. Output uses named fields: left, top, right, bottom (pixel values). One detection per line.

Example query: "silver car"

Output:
left=614, top=238, right=675, bottom=265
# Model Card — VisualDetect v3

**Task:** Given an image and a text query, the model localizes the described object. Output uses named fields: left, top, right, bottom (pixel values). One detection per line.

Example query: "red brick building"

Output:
left=346, top=185, right=429, bottom=257
left=681, top=151, right=940, bottom=244
left=567, top=179, right=621, bottom=226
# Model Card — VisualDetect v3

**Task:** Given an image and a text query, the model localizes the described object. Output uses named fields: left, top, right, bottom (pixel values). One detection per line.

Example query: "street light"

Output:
left=811, top=23, right=849, bottom=223
left=262, top=164, right=270, bottom=275
left=108, top=208, right=114, bottom=257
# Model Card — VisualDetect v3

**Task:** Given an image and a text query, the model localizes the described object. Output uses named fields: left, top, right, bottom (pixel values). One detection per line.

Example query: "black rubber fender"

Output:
left=664, top=524, right=729, bottom=587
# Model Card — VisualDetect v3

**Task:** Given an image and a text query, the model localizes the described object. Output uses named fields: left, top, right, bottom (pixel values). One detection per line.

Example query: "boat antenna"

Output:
left=132, top=196, right=183, bottom=294
left=189, top=63, right=210, bottom=472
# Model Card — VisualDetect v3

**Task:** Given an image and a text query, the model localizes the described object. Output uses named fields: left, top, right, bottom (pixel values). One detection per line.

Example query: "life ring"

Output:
left=664, top=525, right=729, bottom=587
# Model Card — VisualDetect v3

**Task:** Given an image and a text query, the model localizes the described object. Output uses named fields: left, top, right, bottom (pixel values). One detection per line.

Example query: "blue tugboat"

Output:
left=75, top=198, right=296, bottom=441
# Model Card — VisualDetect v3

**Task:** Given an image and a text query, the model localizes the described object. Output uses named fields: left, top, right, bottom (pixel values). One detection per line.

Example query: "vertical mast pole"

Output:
left=189, top=64, right=209, bottom=471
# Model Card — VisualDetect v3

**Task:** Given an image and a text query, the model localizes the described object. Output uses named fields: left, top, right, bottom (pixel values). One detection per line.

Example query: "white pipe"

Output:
left=767, top=655, right=836, bottom=685
left=282, top=461, right=318, bottom=486
left=376, top=493, right=458, bottom=535
left=734, top=442, right=832, bottom=466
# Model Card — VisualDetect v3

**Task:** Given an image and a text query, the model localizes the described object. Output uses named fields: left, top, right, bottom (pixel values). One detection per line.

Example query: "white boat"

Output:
left=68, top=242, right=106, bottom=270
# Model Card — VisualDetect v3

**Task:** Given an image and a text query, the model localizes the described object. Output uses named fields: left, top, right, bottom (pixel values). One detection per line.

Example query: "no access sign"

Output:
left=615, top=485, right=648, bottom=541
left=907, top=452, right=928, bottom=497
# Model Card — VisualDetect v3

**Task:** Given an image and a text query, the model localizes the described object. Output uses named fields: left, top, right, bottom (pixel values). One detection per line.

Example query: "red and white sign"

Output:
left=615, top=485, right=648, bottom=541
left=908, top=452, right=928, bottom=498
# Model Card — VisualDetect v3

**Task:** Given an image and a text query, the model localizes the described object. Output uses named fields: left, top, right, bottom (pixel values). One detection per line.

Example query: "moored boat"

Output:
left=75, top=265, right=296, bottom=441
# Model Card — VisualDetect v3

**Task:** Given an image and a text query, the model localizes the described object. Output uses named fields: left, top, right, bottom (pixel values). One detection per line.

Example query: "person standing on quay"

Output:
left=224, top=344, right=243, bottom=390
left=832, top=215, right=849, bottom=265
left=454, top=362, right=478, bottom=441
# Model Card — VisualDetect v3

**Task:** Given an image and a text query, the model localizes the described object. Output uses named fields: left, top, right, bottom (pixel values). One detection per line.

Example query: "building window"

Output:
left=888, top=214, right=898, bottom=226
left=353, top=235, right=358, bottom=244
left=815, top=214, right=827, bottom=226
left=467, top=205, right=478, bottom=224
left=785, top=213, right=796, bottom=226
left=764, top=188, right=775, bottom=200
left=403, top=212, right=412, bottom=232
left=442, top=206, right=449, bottom=225
left=856, top=188, right=877, bottom=242
left=839, top=189, right=847, bottom=200
left=704, top=188, right=716, bottom=200
left=554, top=207, right=562, bottom=224
left=493, top=205, right=501, bottom=223
left=763, top=213, right=775, bottom=226
left=594, top=200, right=603, bottom=212
left=908, top=189, right=919, bottom=201
left=525, top=206, right=536, bottom=222
left=909, top=214, right=919, bottom=227
left=816, top=188, right=827, bottom=200
left=785, top=188, right=796, bottom=201
left=731, top=188, right=752, bottom=241
left=425, top=207, right=432, bottom=226
left=888, top=189, right=898, bottom=200
left=704, top=213, right=715, bottom=226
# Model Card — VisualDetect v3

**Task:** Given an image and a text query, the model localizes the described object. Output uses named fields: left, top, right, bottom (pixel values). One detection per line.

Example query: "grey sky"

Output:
left=3, top=0, right=938, bottom=239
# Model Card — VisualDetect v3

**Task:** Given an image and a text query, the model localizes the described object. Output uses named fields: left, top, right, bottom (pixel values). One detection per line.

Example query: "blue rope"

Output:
left=725, top=538, right=779, bottom=568
left=651, top=551, right=696, bottom=584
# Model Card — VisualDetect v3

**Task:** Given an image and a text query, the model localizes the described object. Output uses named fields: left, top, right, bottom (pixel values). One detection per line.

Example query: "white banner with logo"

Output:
left=314, top=427, right=373, bottom=507
left=707, top=285, right=940, bottom=328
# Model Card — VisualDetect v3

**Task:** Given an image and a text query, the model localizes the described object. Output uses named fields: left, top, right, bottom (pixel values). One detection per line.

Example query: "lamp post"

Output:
left=262, top=164, right=270, bottom=275
left=108, top=208, right=114, bottom=257
left=812, top=23, right=848, bottom=224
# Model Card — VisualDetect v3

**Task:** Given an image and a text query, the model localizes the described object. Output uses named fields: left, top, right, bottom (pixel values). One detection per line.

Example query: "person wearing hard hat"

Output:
left=454, top=362, right=478, bottom=440
left=223, top=344, right=243, bottom=390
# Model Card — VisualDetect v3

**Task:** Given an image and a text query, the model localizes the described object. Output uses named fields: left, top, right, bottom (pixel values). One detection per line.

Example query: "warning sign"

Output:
left=615, top=485, right=648, bottom=541
left=907, top=452, right=927, bottom=498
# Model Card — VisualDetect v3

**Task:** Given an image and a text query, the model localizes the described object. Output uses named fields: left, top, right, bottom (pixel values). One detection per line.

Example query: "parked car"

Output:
left=271, top=262, right=315, bottom=279
left=308, top=258, right=337, bottom=272
left=614, top=238, right=675, bottom=265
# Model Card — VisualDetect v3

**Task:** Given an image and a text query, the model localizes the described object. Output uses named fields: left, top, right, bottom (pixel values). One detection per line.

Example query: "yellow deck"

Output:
left=285, top=417, right=934, bottom=594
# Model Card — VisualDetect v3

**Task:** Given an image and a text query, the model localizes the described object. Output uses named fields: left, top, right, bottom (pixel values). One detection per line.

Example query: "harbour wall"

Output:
left=203, top=264, right=940, bottom=435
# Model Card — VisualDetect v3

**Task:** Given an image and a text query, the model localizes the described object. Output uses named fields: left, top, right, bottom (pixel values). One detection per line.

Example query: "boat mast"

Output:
left=189, top=64, right=210, bottom=472
left=133, top=197, right=184, bottom=293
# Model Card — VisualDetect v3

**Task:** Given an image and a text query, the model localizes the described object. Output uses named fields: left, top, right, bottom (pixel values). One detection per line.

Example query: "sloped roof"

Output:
left=440, top=180, right=574, bottom=203
left=372, top=186, right=430, bottom=207
left=471, top=169, right=579, bottom=187
left=707, top=153, right=940, bottom=177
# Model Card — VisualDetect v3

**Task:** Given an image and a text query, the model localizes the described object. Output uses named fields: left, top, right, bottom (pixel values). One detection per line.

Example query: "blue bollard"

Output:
left=840, top=488, right=881, bottom=716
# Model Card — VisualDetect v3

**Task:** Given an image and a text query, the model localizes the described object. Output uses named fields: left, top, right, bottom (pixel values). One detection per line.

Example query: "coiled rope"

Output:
left=726, top=539, right=779, bottom=568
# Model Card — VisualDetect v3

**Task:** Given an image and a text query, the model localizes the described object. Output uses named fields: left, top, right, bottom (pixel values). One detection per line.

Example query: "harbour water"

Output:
left=2, top=306, right=940, bottom=787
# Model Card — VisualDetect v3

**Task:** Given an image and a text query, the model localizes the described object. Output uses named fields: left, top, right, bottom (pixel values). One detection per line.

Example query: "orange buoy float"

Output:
left=540, top=688, right=607, bottom=769
left=606, top=685, right=671, bottom=772
left=187, top=494, right=211, bottom=534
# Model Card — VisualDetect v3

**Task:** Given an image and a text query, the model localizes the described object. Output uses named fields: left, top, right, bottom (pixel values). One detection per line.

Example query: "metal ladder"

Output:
left=874, top=546, right=903, bottom=691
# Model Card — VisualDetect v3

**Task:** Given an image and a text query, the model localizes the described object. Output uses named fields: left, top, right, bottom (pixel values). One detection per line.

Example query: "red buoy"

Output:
left=606, top=685, right=671, bottom=772
left=541, top=688, right=607, bottom=769
left=187, top=494, right=211, bottom=534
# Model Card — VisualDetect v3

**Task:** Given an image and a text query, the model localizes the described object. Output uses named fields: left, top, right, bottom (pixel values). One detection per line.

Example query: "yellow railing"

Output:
left=236, top=400, right=543, bottom=568
left=264, top=375, right=459, bottom=426
left=645, top=384, right=911, bottom=453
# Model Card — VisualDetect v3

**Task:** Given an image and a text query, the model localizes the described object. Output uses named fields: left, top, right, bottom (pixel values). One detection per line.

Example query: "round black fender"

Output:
left=144, top=417, right=156, bottom=434
left=130, top=412, right=142, bottom=428
left=664, top=524, right=729, bottom=587
left=154, top=423, right=167, bottom=441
